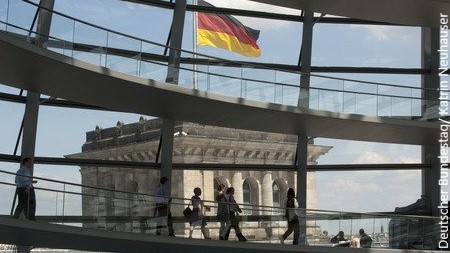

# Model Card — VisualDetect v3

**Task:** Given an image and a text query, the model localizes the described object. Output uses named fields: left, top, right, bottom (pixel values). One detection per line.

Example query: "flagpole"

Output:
left=192, top=0, right=199, bottom=90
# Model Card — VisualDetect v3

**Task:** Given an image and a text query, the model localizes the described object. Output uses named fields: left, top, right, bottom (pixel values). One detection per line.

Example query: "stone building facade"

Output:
left=69, top=117, right=331, bottom=238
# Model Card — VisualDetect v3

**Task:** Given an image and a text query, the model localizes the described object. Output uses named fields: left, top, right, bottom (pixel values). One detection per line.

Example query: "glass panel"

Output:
left=178, top=64, right=195, bottom=89
left=391, top=97, right=412, bottom=117
left=49, top=14, right=74, bottom=42
left=316, top=170, right=421, bottom=212
left=378, top=85, right=412, bottom=97
left=274, top=71, right=299, bottom=106
left=32, top=164, right=82, bottom=217
left=377, top=95, right=392, bottom=117
left=207, top=66, right=242, bottom=97
left=34, top=105, right=144, bottom=158
left=315, top=138, right=421, bottom=165
left=318, top=90, right=343, bottom=112
left=0, top=161, right=18, bottom=215
left=54, top=0, right=173, bottom=44
left=0, top=0, right=8, bottom=30
left=139, top=61, right=167, bottom=81
left=355, top=94, right=377, bottom=116
left=5, top=0, right=37, bottom=35
left=411, top=98, right=422, bottom=117
left=105, top=33, right=141, bottom=76
left=312, top=24, right=421, bottom=68
left=48, top=15, right=75, bottom=57
left=73, top=21, right=107, bottom=46
left=342, top=92, right=356, bottom=113
left=0, top=100, right=25, bottom=154
left=72, top=22, right=107, bottom=65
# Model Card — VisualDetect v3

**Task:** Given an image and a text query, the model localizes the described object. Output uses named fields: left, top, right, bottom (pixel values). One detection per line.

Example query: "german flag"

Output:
left=197, top=0, right=261, bottom=57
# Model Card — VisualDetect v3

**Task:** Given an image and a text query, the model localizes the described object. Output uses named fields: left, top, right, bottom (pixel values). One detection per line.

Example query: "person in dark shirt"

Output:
left=279, top=188, right=300, bottom=245
left=224, top=187, right=247, bottom=242
left=359, top=229, right=373, bottom=248
left=330, top=231, right=350, bottom=247
left=216, top=183, right=229, bottom=240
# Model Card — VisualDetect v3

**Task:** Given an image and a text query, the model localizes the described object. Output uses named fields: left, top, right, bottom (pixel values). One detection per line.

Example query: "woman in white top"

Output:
left=188, top=187, right=210, bottom=239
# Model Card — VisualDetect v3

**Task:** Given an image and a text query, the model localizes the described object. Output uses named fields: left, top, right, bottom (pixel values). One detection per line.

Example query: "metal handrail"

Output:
left=0, top=153, right=430, bottom=173
left=1, top=169, right=439, bottom=220
left=0, top=20, right=439, bottom=103
left=0, top=181, right=151, bottom=204
left=19, top=0, right=435, bottom=92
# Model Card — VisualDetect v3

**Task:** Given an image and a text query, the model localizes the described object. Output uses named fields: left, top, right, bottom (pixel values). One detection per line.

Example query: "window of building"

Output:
left=243, top=180, right=252, bottom=214
left=214, top=178, right=220, bottom=198
left=273, top=182, right=281, bottom=207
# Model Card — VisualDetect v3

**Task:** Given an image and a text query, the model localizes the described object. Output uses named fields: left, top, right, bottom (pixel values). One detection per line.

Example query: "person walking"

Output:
left=216, top=183, right=229, bottom=240
left=12, top=157, right=36, bottom=220
left=224, top=187, right=247, bottom=242
left=279, top=188, right=300, bottom=245
left=154, top=177, right=175, bottom=236
left=188, top=187, right=210, bottom=239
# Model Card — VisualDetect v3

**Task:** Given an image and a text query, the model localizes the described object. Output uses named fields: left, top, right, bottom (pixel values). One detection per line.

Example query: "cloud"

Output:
left=354, top=151, right=392, bottom=164
left=206, top=0, right=299, bottom=30
left=207, top=0, right=300, bottom=15
left=393, top=170, right=418, bottom=181
left=316, top=165, right=422, bottom=212
left=326, top=178, right=382, bottom=193
left=350, top=25, right=420, bottom=42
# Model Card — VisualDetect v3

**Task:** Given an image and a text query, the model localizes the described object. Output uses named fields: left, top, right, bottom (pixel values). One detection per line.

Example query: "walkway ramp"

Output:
left=0, top=217, right=438, bottom=253
left=0, top=31, right=439, bottom=145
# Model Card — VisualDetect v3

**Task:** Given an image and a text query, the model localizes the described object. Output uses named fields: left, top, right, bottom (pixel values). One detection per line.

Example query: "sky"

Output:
left=0, top=0, right=443, bottom=221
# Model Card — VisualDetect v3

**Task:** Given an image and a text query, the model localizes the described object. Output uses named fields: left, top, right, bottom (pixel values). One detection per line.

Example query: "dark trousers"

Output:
left=282, top=217, right=300, bottom=245
left=224, top=212, right=246, bottom=241
left=154, top=204, right=174, bottom=236
left=13, top=187, right=35, bottom=220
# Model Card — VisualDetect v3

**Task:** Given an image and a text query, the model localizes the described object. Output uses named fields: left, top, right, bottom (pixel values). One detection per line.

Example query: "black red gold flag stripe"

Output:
left=197, top=0, right=261, bottom=57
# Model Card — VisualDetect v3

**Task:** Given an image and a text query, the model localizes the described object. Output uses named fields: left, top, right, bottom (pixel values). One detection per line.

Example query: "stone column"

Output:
left=232, top=172, right=243, bottom=204
left=81, top=167, right=97, bottom=218
left=262, top=172, right=273, bottom=215
left=114, top=171, right=126, bottom=230
left=202, top=171, right=215, bottom=202
left=306, top=171, right=316, bottom=210
left=183, top=170, right=203, bottom=199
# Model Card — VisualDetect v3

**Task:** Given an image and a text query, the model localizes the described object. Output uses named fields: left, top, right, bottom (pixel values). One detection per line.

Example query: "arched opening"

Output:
left=272, top=181, right=281, bottom=207
left=214, top=178, right=221, bottom=198
left=243, top=179, right=252, bottom=214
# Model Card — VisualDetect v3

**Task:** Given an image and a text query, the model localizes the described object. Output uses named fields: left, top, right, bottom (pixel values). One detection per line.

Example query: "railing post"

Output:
left=105, top=31, right=109, bottom=68
left=137, top=40, right=143, bottom=77
left=62, top=183, right=66, bottom=225
left=9, top=188, right=17, bottom=216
